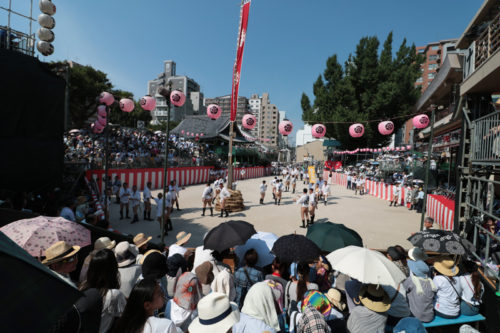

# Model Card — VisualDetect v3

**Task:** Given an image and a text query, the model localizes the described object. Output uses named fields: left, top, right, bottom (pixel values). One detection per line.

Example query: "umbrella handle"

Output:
left=38, top=249, right=43, bottom=262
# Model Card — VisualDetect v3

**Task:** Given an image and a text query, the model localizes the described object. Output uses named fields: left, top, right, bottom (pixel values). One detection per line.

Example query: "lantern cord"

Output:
left=302, top=110, right=428, bottom=124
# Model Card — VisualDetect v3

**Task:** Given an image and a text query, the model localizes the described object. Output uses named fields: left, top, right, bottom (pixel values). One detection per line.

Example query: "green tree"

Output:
left=301, top=32, right=423, bottom=149
left=107, top=90, right=152, bottom=128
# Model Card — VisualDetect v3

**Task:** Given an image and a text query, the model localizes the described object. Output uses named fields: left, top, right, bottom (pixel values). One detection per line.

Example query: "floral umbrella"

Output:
left=0, top=216, right=91, bottom=257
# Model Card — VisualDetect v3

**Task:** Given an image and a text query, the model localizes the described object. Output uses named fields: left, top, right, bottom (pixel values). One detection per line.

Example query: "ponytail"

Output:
left=296, top=262, right=309, bottom=302
left=471, top=271, right=482, bottom=300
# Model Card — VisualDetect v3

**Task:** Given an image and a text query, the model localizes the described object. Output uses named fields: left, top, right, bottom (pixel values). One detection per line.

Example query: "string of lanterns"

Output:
left=334, top=145, right=413, bottom=155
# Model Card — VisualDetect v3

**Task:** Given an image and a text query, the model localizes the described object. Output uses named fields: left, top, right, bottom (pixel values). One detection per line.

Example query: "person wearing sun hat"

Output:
left=432, top=256, right=462, bottom=319
left=189, top=292, right=239, bottom=333
left=43, top=240, right=80, bottom=287
left=115, top=241, right=142, bottom=297
left=403, top=258, right=436, bottom=323
left=195, top=261, right=215, bottom=296
left=133, top=232, right=152, bottom=264
left=408, top=247, right=428, bottom=262
left=167, top=231, right=191, bottom=258
left=346, top=284, right=390, bottom=333
left=79, top=237, right=116, bottom=282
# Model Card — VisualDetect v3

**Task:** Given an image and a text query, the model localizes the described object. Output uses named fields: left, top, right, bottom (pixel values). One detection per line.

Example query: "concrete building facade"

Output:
left=258, top=92, right=279, bottom=148
left=147, top=60, right=203, bottom=124
left=249, top=94, right=261, bottom=138
left=295, top=140, right=326, bottom=163
left=203, top=95, right=250, bottom=124
left=295, top=124, right=316, bottom=146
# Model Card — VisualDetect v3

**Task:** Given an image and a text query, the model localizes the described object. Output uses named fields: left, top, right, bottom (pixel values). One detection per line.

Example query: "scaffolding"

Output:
left=0, top=0, right=36, bottom=56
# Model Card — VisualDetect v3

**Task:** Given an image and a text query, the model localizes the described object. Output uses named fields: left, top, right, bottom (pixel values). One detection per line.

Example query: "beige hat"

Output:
left=139, top=249, right=162, bottom=265
left=359, top=284, right=391, bottom=313
left=326, top=288, right=346, bottom=311
left=188, top=292, right=240, bottom=333
left=115, top=241, right=138, bottom=267
left=195, top=261, right=214, bottom=285
left=408, top=247, right=428, bottom=262
left=133, top=233, right=152, bottom=249
left=94, top=237, right=116, bottom=251
left=176, top=231, right=191, bottom=246
left=433, top=256, right=459, bottom=277
left=42, top=241, right=80, bottom=265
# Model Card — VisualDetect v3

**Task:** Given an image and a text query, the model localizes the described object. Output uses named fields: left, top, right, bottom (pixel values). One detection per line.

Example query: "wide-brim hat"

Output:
left=188, top=292, right=240, bottom=333
left=433, top=256, right=459, bottom=277
left=359, top=284, right=391, bottom=313
left=326, top=288, right=346, bottom=311
left=408, top=247, right=428, bottom=262
left=195, top=261, right=214, bottom=285
left=94, top=237, right=116, bottom=251
left=140, top=249, right=162, bottom=265
left=133, top=233, right=152, bottom=248
left=115, top=241, right=138, bottom=267
left=176, top=231, right=191, bottom=246
left=408, top=260, right=430, bottom=278
left=42, top=241, right=80, bottom=265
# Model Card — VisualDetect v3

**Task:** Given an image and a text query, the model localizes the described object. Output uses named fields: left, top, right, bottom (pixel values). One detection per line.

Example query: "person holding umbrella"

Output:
left=294, top=188, right=310, bottom=228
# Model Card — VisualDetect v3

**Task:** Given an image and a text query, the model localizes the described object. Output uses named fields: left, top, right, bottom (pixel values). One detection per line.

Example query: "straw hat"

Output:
left=94, top=237, right=116, bottom=251
left=433, top=256, right=459, bottom=277
left=408, top=247, right=428, bottom=262
left=115, top=241, right=138, bottom=268
left=188, top=292, right=239, bottom=333
left=139, top=249, right=162, bottom=265
left=133, top=233, right=152, bottom=249
left=42, top=241, right=80, bottom=265
left=326, top=288, right=346, bottom=311
left=359, top=284, right=391, bottom=313
left=176, top=231, right=191, bottom=246
left=195, top=261, right=214, bottom=285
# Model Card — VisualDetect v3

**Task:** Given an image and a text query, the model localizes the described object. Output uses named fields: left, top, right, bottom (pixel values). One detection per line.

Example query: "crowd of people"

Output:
left=42, top=225, right=485, bottom=333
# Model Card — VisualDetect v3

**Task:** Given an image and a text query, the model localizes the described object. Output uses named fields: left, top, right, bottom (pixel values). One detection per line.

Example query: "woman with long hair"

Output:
left=112, top=279, right=177, bottom=333
left=432, top=256, right=462, bottom=319
left=80, top=249, right=127, bottom=333
left=458, top=261, right=484, bottom=316
left=284, top=262, right=318, bottom=315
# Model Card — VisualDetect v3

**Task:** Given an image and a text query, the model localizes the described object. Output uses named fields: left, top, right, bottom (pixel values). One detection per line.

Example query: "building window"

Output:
left=431, top=46, right=439, bottom=51
left=428, top=63, right=438, bottom=70
left=428, top=55, right=438, bottom=61
left=428, top=73, right=435, bottom=80
left=416, top=77, right=423, bottom=83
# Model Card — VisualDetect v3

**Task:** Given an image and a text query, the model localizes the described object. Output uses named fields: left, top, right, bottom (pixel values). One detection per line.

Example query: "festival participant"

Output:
left=142, top=182, right=153, bottom=221
left=119, top=182, right=132, bottom=220
left=201, top=183, right=214, bottom=216
left=43, top=240, right=80, bottom=287
left=271, top=177, right=278, bottom=200
left=169, top=180, right=182, bottom=211
left=240, top=167, right=246, bottom=180
left=285, top=173, right=291, bottom=192
left=275, top=179, right=283, bottom=205
left=213, top=176, right=223, bottom=204
left=346, top=173, right=352, bottom=190
left=416, top=188, right=424, bottom=213
left=259, top=180, right=267, bottom=204
left=112, top=279, right=177, bottom=333
left=112, top=176, right=121, bottom=203
left=295, top=188, right=310, bottom=228
left=164, top=187, right=174, bottom=231
left=432, top=256, right=462, bottom=319
left=390, top=183, right=402, bottom=207
left=80, top=249, right=127, bottom=333
left=308, top=187, right=317, bottom=225
left=291, top=175, right=297, bottom=194
left=321, top=181, right=330, bottom=206
left=130, top=185, right=141, bottom=223
left=219, top=182, right=231, bottom=218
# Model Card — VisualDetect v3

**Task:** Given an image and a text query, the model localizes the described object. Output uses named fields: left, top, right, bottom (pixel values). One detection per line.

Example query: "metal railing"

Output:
left=475, top=11, right=500, bottom=70
left=471, top=110, right=500, bottom=165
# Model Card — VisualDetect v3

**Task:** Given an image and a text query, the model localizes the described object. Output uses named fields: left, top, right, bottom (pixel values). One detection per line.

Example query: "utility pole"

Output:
left=420, top=108, right=436, bottom=231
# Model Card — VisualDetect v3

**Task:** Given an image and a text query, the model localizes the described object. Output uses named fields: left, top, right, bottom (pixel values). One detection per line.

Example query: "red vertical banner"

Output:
left=230, top=0, right=251, bottom=121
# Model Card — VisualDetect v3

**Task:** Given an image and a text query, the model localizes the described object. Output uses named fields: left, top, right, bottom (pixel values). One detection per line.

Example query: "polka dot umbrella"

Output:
left=0, top=216, right=91, bottom=257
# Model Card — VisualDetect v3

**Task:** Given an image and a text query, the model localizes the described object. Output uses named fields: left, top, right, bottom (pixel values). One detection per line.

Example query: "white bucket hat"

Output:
left=114, top=241, right=138, bottom=268
left=188, top=292, right=239, bottom=333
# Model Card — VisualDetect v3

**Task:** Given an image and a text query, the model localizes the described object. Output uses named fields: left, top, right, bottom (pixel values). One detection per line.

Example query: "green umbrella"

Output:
left=0, top=231, right=82, bottom=332
left=306, top=222, right=363, bottom=252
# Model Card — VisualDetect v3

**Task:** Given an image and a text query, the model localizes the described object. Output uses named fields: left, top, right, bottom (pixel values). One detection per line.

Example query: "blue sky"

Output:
left=4, top=0, right=481, bottom=143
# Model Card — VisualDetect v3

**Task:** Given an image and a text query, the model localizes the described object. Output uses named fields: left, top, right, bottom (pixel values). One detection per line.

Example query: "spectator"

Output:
left=403, top=258, right=436, bottom=322
left=432, top=256, right=462, bottom=319
left=234, top=249, right=264, bottom=308
left=285, top=262, right=319, bottom=315
left=188, top=292, right=240, bottom=333
left=115, top=241, right=142, bottom=298
left=346, top=284, right=390, bottom=333
left=195, top=261, right=215, bottom=296
left=43, top=240, right=80, bottom=287
left=165, top=272, right=202, bottom=331
left=458, top=261, right=484, bottom=316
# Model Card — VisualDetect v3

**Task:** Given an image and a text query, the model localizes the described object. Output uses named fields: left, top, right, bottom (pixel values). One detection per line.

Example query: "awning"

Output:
left=218, top=134, right=247, bottom=143
left=322, top=139, right=341, bottom=147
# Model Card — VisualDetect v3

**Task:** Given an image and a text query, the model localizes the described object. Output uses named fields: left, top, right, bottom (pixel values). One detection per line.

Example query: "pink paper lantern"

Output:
left=140, top=95, right=156, bottom=111
left=378, top=121, right=394, bottom=135
left=242, top=114, right=257, bottom=130
left=413, top=114, right=430, bottom=129
left=170, top=90, right=186, bottom=107
left=97, top=115, right=106, bottom=126
left=181, top=130, right=185, bottom=134
left=349, top=123, right=364, bottom=138
left=279, top=120, right=293, bottom=136
left=196, top=133, right=199, bottom=137
left=311, top=124, right=326, bottom=138
left=99, top=92, right=114, bottom=106
left=191, top=133, right=195, bottom=137
left=119, top=98, right=135, bottom=113
left=200, top=133, right=204, bottom=137
left=97, top=105, right=107, bottom=117
left=407, top=145, right=412, bottom=150
left=207, top=104, right=222, bottom=120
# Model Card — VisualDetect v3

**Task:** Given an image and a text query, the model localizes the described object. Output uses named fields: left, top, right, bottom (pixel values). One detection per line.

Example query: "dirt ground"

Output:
left=109, top=176, right=421, bottom=250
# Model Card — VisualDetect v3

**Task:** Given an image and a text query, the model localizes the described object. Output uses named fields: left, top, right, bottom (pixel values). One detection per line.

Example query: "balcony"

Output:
left=474, top=11, right=500, bottom=69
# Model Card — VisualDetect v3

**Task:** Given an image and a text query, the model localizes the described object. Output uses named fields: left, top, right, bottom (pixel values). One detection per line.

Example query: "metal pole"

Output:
left=227, top=121, right=235, bottom=189
left=420, top=108, right=436, bottom=231
left=104, top=106, right=110, bottom=215
left=161, top=83, right=172, bottom=243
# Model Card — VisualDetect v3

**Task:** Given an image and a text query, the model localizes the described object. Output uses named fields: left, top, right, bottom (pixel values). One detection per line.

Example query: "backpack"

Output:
left=238, top=268, right=255, bottom=309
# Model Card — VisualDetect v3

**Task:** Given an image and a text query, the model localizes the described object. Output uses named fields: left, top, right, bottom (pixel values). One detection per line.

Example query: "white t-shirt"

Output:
left=275, top=183, right=283, bottom=192
left=100, top=289, right=127, bottom=333
left=321, top=184, right=330, bottom=195
left=143, top=187, right=152, bottom=201
left=154, top=198, right=164, bottom=217
left=202, top=186, right=214, bottom=200
left=131, top=191, right=141, bottom=207
left=458, top=274, right=484, bottom=306
left=297, top=194, right=310, bottom=207
left=433, top=275, right=462, bottom=316
left=119, top=188, right=132, bottom=203
left=165, top=192, right=173, bottom=207
left=142, top=316, right=177, bottom=333
left=308, top=193, right=317, bottom=206
left=220, top=188, right=231, bottom=200
left=260, top=184, right=267, bottom=193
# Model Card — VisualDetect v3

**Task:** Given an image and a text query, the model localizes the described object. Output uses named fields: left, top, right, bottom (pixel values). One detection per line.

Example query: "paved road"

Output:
left=109, top=176, right=421, bottom=250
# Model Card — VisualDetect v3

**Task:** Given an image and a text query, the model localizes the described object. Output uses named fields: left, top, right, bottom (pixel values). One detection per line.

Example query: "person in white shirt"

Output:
left=291, top=175, right=297, bottom=194
left=259, top=180, right=267, bottom=204
left=213, top=176, right=223, bottom=204
left=130, top=185, right=141, bottom=223
left=165, top=188, right=174, bottom=232
left=219, top=183, right=231, bottom=218
left=432, top=256, right=462, bottom=319
left=321, top=183, right=330, bottom=206
left=271, top=177, right=278, bottom=200
left=390, top=183, right=402, bottom=207
left=285, top=174, right=291, bottom=192
left=201, top=183, right=214, bottom=216
left=274, top=179, right=283, bottom=205
left=308, top=187, right=317, bottom=225
left=119, top=183, right=132, bottom=220
left=240, top=168, right=246, bottom=179
left=458, top=261, right=484, bottom=316
left=143, top=182, right=153, bottom=221
left=294, top=188, right=310, bottom=228
left=169, top=180, right=183, bottom=211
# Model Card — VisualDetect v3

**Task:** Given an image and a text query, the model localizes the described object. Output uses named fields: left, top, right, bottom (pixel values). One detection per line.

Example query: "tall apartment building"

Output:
left=402, top=39, right=457, bottom=143
left=147, top=60, right=204, bottom=124
left=249, top=94, right=261, bottom=138
left=203, top=95, right=250, bottom=124
left=259, top=92, right=279, bottom=148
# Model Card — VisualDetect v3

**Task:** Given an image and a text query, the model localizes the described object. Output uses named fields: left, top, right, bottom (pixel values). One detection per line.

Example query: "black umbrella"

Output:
left=407, top=229, right=469, bottom=255
left=271, top=234, right=321, bottom=262
left=204, top=220, right=257, bottom=252
left=0, top=231, right=83, bottom=332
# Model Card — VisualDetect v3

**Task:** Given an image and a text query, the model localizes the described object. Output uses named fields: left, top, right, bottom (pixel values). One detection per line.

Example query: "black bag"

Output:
left=238, top=268, right=255, bottom=309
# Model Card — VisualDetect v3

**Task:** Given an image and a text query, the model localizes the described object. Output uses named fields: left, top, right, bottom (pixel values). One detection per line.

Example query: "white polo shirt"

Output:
left=119, top=188, right=132, bottom=203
